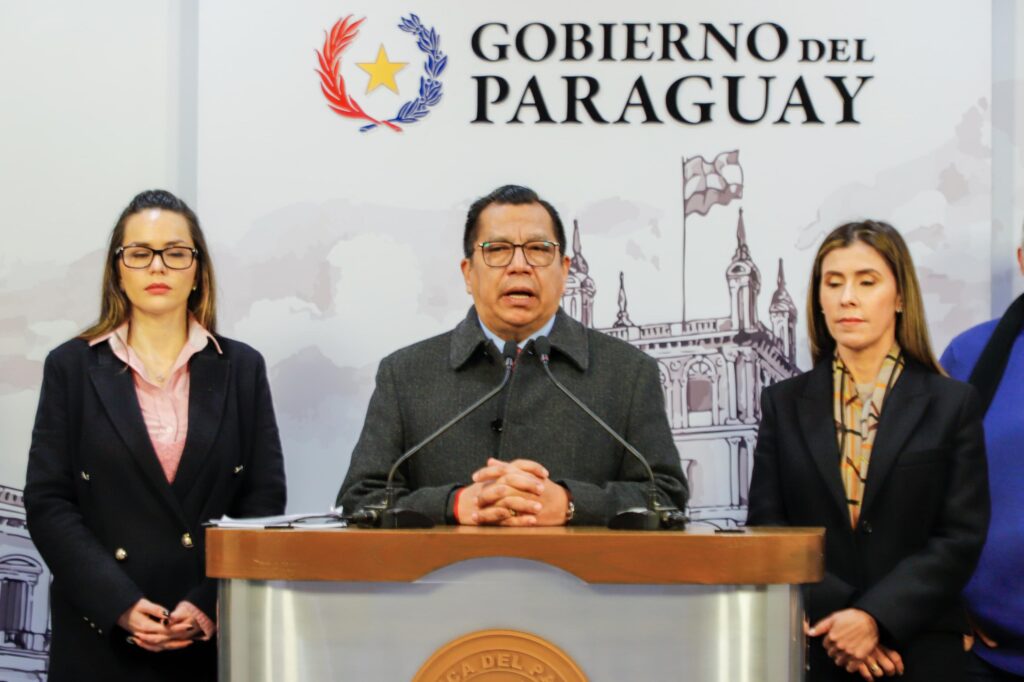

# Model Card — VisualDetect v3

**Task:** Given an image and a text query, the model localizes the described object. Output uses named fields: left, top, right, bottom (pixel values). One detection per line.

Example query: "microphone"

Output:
left=532, top=336, right=687, bottom=531
left=355, top=339, right=519, bottom=529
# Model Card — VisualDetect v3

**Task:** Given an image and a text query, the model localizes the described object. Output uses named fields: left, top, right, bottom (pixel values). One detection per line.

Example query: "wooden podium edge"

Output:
left=206, top=526, right=824, bottom=585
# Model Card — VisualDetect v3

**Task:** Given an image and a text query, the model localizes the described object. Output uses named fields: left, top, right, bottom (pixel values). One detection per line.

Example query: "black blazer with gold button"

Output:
left=747, top=358, right=989, bottom=646
left=24, top=336, right=286, bottom=681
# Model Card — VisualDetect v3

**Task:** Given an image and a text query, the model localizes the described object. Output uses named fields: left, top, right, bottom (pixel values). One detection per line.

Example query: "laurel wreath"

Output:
left=358, top=14, right=447, bottom=132
left=316, top=16, right=401, bottom=132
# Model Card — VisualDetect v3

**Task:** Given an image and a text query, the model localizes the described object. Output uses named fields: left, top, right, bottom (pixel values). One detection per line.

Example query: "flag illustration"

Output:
left=683, top=151, right=744, bottom=217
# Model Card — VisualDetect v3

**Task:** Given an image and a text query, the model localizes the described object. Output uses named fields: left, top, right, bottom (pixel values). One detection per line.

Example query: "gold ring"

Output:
left=509, top=509, right=517, bottom=517
left=870, top=663, right=882, bottom=675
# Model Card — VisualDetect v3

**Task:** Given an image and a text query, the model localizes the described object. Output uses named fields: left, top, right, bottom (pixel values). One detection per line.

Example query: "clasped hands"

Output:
left=808, top=609, right=905, bottom=679
left=117, top=598, right=206, bottom=652
left=457, top=457, right=569, bottom=526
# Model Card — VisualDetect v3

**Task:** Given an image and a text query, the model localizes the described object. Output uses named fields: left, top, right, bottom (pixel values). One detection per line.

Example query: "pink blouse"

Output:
left=89, top=318, right=222, bottom=483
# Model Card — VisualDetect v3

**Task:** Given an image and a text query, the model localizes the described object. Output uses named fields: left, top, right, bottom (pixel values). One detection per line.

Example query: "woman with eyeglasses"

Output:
left=24, top=189, right=286, bottom=681
left=747, top=221, right=989, bottom=681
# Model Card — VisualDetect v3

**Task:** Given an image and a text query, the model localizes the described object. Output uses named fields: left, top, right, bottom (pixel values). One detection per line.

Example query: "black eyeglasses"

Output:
left=477, top=241, right=560, bottom=267
left=116, top=245, right=198, bottom=270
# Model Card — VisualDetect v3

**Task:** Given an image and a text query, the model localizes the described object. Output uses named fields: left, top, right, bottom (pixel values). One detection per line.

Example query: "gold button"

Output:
left=181, top=533, right=193, bottom=548
left=114, top=548, right=127, bottom=561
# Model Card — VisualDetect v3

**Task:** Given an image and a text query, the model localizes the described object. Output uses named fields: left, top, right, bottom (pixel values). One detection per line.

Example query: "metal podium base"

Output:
left=219, top=558, right=804, bottom=681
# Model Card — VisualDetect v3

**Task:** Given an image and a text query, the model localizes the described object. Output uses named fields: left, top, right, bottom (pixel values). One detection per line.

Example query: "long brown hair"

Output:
left=80, top=190, right=217, bottom=340
left=806, top=220, right=943, bottom=373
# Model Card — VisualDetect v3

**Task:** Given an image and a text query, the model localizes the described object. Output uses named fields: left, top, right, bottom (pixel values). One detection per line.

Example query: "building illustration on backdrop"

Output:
left=0, top=485, right=49, bottom=681
left=563, top=155, right=800, bottom=526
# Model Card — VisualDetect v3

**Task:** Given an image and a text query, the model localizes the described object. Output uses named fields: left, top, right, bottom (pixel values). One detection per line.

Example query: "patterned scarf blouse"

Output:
left=833, top=344, right=905, bottom=528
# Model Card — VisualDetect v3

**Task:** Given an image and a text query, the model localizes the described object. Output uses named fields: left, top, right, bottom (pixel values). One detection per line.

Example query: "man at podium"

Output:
left=338, top=185, right=687, bottom=526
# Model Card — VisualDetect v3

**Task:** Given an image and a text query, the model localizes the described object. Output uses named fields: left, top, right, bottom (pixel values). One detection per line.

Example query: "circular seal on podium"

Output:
left=413, top=629, right=588, bottom=682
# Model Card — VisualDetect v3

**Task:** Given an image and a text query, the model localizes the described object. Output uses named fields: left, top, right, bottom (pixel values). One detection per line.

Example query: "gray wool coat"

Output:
left=337, top=307, right=688, bottom=525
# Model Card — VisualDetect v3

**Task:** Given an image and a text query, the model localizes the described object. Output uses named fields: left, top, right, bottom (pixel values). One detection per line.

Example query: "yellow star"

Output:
left=357, top=45, right=408, bottom=95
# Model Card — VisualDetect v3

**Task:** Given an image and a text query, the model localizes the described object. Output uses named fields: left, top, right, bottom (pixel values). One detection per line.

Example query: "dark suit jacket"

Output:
left=747, top=359, right=989, bottom=649
left=24, top=336, right=286, bottom=682
left=338, top=308, right=688, bottom=525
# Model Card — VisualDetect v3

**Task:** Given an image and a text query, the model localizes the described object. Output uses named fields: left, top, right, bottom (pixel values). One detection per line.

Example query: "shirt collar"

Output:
left=89, top=315, right=223, bottom=356
left=477, top=314, right=556, bottom=352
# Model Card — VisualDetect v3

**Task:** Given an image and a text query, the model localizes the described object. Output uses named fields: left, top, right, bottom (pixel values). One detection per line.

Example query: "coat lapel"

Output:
left=547, top=309, right=590, bottom=371
left=860, top=365, right=930, bottom=518
left=171, top=347, right=230, bottom=499
left=88, top=345, right=188, bottom=525
left=797, top=361, right=849, bottom=522
left=449, top=307, right=490, bottom=369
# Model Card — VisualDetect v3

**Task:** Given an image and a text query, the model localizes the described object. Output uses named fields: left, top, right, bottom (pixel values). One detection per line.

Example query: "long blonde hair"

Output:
left=80, top=190, right=217, bottom=340
left=806, top=220, right=943, bottom=373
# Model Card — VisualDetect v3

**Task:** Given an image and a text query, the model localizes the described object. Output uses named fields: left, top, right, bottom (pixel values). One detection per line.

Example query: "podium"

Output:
left=207, top=526, right=823, bottom=681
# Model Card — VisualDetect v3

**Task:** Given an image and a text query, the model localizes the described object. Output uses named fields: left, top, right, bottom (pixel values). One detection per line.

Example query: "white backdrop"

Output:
left=195, top=0, right=991, bottom=515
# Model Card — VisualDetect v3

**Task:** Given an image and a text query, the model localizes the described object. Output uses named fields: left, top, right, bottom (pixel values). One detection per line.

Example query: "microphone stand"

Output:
left=533, top=337, right=687, bottom=531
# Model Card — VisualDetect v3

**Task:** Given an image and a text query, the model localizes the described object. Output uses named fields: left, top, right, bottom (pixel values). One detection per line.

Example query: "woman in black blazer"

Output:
left=748, top=221, right=989, bottom=681
left=24, top=190, right=287, bottom=681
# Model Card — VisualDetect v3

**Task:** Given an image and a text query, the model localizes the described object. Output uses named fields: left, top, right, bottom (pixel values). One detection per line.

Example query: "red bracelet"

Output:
left=453, top=487, right=465, bottom=524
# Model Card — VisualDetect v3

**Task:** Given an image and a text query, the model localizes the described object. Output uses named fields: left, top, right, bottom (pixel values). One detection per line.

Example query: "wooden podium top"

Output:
left=206, top=526, right=823, bottom=585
